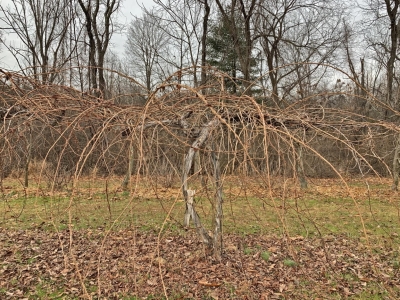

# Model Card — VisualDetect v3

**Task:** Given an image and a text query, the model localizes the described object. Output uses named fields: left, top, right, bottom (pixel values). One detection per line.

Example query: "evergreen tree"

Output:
left=206, top=11, right=258, bottom=94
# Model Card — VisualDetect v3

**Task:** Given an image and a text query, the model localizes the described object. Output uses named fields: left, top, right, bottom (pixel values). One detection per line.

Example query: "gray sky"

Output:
left=0, top=0, right=155, bottom=70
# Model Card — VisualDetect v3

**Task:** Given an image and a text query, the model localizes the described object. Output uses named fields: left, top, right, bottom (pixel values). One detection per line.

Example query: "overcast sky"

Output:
left=0, top=0, right=155, bottom=70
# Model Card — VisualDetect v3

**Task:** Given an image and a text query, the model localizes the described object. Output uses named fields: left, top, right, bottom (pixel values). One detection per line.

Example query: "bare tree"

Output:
left=341, top=19, right=369, bottom=115
left=383, top=0, right=400, bottom=110
left=0, top=29, right=3, bottom=56
left=360, top=0, right=400, bottom=112
left=77, top=0, right=121, bottom=98
left=360, top=0, right=400, bottom=189
left=200, top=0, right=211, bottom=87
left=152, top=0, right=205, bottom=86
left=125, top=11, right=168, bottom=91
left=253, top=0, right=344, bottom=106
left=0, top=0, right=73, bottom=83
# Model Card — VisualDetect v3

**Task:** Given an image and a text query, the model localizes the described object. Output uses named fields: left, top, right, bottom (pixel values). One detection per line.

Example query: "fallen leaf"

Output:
left=199, top=280, right=222, bottom=287
left=147, top=279, right=157, bottom=286
left=153, top=256, right=166, bottom=266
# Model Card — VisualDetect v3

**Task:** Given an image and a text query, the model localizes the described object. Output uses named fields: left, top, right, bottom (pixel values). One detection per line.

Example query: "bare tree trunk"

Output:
left=78, top=0, right=119, bottom=97
left=122, top=145, right=135, bottom=190
left=383, top=0, right=400, bottom=113
left=392, top=133, right=400, bottom=190
left=193, top=151, right=201, bottom=176
left=296, top=141, right=307, bottom=189
left=78, top=0, right=99, bottom=92
left=183, top=188, right=212, bottom=247
left=197, top=0, right=210, bottom=133
left=24, top=128, right=32, bottom=188
left=200, top=0, right=210, bottom=89
left=182, top=119, right=219, bottom=245
left=212, top=148, right=223, bottom=260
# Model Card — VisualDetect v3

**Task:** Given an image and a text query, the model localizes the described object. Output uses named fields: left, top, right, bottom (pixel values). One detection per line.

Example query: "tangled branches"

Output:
left=0, top=65, right=399, bottom=252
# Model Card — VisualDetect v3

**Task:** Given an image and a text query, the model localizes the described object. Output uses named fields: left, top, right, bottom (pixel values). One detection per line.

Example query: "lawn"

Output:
left=0, top=175, right=399, bottom=299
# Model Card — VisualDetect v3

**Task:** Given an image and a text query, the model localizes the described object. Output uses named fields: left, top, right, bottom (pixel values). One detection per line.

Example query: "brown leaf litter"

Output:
left=0, top=228, right=399, bottom=299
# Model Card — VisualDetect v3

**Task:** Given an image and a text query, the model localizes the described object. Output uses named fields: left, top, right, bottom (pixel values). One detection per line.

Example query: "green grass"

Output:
left=1, top=177, right=400, bottom=245
left=243, top=246, right=253, bottom=255
left=283, top=258, right=297, bottom=267
left=26, top=280, right=67, bottom=299
left=393, top=260, right=400, bottom=269
left=261, top=251, right=270, bottom=262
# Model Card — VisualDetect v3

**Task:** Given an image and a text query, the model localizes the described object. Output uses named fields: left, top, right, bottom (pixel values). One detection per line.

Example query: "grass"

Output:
left=261, top=251, right=270, bottom=262
left=243, top=247, right=253, bottom=255
left=393, top=260, right=400, bottom=269
left=283, top=258, right=297, bottom=267
left=24, top=280, right=67, bottom=300
left=0, top=176, right=399, bottom=245
left=1, top=176, right=398, bottom=300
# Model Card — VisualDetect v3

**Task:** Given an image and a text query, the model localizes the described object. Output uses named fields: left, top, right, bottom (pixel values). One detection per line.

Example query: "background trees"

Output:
left=207, top=6, right=258, bottom=93
left=125, top=11, right=168, bottom=91
left=253, top=0, right=345, bottom=105
left=359, top=0, right=400, bottom=115
left=214, top=0, right=257, bottom=94
left=1, top=0, right=399, bottom=179
left=77, top=0, right=120, bottom=98
left=0, top=0, right=73, bottom=83
left=0, top=0, right=397, bottom=107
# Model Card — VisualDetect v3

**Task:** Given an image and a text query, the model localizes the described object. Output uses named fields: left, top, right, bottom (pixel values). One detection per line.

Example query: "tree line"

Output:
left=1, top=0, right=400, bottom=188
left=0, top=1, right=396, bottom=107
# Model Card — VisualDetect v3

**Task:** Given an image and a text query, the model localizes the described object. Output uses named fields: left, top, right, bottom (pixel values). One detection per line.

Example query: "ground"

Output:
left=1, top=176, right=400, bottom=299
left=1, top=228, right=399, bottom=299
